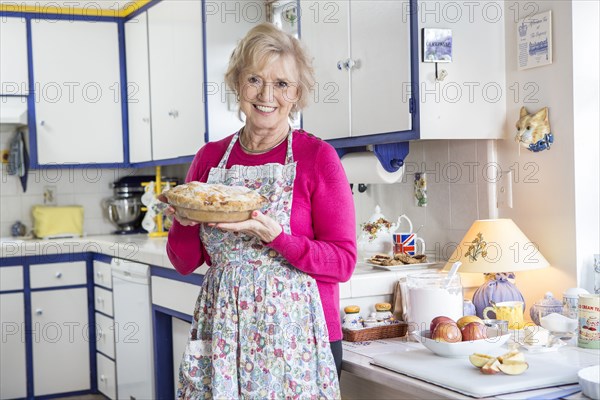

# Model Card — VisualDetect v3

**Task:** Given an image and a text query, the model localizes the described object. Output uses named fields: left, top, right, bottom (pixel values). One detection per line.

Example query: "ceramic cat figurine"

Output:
left=515, top=106, right=553, bottom=152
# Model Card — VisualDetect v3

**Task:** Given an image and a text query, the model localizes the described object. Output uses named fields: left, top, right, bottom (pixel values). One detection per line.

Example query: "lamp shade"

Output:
left=444, top=219, right=550, bottom=273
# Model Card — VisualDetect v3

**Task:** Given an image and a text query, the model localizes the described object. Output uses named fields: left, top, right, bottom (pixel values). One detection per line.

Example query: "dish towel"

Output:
left=7, top=130, right=29, bottom=192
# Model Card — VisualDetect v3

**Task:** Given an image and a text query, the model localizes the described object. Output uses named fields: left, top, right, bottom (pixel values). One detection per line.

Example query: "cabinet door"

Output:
left=0, top=18, right=29, bottom=95
left=31, top=20, right=124, bottom=165
left=0, top=293, right=27, bottom=399
left=299, top=0, right=351, bottom=140
left=350, top=0, right=411, bottom=136
left=126, top=12, right=153, bottom=163
left=204, top=1, right=258, bottom=142
left=148, top=0, right=205, bottom=160
left=31, top=288, right=90, bottom=396
left=97, top=352, right=117, bottom=400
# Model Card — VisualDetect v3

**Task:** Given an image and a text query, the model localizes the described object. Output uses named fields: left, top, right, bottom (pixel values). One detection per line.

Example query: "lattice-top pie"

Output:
left=164, top=182, right=268, bottom=222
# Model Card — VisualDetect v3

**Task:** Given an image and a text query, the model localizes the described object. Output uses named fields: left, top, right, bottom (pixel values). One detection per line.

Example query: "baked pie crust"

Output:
left=164, top=182, right=268, bottom=223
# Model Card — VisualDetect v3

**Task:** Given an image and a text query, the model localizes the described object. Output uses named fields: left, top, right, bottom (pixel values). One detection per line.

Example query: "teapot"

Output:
left=357, top=205, right=413, bottom=259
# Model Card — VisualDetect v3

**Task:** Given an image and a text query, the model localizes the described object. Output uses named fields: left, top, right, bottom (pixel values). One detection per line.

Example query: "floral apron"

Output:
left=177, top=130, right=341, bottom=400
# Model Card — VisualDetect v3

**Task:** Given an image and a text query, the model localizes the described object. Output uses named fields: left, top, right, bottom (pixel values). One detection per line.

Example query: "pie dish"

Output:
left=164, top=182, right=268, bottom=223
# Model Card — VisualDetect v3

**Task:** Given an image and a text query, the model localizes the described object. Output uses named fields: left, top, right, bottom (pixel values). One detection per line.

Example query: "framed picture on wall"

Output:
left=517, top=10, right=553, bottom=70
left=422, top=28, right=453, bottom=63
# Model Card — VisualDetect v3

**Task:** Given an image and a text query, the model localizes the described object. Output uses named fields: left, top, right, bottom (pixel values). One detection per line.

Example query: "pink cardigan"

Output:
left=167, top=130, right=357, bottom=341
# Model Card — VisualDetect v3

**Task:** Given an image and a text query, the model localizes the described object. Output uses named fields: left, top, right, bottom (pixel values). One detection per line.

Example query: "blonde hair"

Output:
left=225, top=23, right=315, bottom=118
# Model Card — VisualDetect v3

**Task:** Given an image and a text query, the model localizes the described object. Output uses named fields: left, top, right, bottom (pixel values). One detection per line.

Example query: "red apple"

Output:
left=430, top=316, right=455, bottom=333
left=461, top=322, right=486, bottom=341
left=432, top=322, right=462, bottom=343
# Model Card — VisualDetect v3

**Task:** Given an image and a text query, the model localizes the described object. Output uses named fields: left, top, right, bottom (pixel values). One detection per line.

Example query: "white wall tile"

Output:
left=450, top=184, right=479, bottom=230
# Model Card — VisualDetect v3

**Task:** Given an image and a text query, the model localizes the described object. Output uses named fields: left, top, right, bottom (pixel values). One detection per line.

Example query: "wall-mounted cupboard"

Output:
left=126, top=0, right=205, bottom=163
left=0, top=18, right=29, bottom=95
left=299, top=0, right=413, bottom=141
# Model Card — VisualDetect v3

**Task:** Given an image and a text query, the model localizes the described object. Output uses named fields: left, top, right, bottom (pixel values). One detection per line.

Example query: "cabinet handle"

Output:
left=337, top=59, right=356, bottom=71
left=100, top=374, right=106, bottom=383
left=168, top=110, right=179, bottom=118
left=96, top=271, right=103, bottom=278
left=35, top=309, right=43, bottom=315
left=40, top=120, right=46, bottom=126
left=55, top=272, right=62, bottom=279
left=97, top=296, right=104, bottom=304
left=142, top=117, right=150, bottom=123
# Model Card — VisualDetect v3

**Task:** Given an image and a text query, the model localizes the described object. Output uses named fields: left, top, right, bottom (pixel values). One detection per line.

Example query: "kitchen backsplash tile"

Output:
left=0, top=164, right=154, bottom=237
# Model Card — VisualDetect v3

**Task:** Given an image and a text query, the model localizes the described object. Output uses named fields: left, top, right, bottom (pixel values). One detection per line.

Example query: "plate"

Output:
left=367, top=261, right=442, bottom=271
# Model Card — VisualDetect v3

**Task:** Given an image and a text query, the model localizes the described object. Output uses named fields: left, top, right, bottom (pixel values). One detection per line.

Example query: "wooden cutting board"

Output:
left=371, top=347, right=591, bottom=398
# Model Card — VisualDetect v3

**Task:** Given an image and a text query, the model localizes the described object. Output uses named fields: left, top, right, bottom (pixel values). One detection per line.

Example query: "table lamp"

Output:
left=444, top=219, right=550, bottom=318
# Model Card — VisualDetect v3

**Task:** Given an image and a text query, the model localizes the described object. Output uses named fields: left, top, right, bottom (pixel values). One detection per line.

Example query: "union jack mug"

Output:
left=392, top=233, right=426, bottom=256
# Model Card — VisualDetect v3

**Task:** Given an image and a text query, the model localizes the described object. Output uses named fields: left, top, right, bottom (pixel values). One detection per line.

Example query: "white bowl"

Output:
left=417, top=329, right=511, bottom=358
left=578, top=365, right=600, bottom=400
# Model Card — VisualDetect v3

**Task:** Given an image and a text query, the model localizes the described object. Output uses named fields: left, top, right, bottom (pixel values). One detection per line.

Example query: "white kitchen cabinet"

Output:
left=204, top=1, right=261, bottom=142
left=31, top=287, right=90, bottom=396
left=96, top=312, right=116, bottom=359
left=97, top=352, right=117, bottom=400
left=417, top=0, right=506, bottom=139
left=126, top=12, right=153, bottom=163
left=147, top=0, right=205, bottom=160
left=31, top=19, right=124, bottom=165
left=300, top=0, right=411, bottom=139
left=0, top=292, right=27, bottom=399
left=0, top=18, right=29, bottom=95
left=94, top=259, right=113, bottom=289
left=30, top=260, right=86, bottom=288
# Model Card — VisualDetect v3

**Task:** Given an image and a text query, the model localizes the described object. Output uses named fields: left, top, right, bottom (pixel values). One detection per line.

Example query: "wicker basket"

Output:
left=343, top=321, right=408, bottom=342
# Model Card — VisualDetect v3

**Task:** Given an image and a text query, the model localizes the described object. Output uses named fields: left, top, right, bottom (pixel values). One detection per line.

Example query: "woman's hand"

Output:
left=157, top=194, right=199, bottom=227
left=213, top=211, right=282, bottom=243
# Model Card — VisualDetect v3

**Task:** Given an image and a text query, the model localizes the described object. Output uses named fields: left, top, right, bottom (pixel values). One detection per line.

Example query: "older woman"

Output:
left=165, top=23, right=356, bottom=398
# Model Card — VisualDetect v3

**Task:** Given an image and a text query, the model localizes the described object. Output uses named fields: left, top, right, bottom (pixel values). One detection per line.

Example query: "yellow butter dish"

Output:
left=32, top=205, right=84, bottom=239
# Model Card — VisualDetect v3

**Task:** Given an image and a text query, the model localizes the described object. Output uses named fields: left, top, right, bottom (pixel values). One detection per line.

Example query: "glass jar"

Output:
left=406, top=272, right=463, bottom=333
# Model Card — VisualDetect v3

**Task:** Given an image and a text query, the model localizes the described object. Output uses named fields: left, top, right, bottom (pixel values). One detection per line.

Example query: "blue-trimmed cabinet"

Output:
left=93, top=259, right=117, bottom=400
left=0, top=266, right=27, bottom=398
left=30, top=19, right=124, bottom=165
left=125, top=0, right=205, bottom=163
left=0, top=18, right=29, bottom=95
left=299, top=0, right=413, bottom=140
left=0, top=257, right=93, bottom=399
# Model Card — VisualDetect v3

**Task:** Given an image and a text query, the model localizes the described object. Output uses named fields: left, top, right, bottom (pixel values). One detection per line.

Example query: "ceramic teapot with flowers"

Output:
left=358, top=205, right=413, bottom=259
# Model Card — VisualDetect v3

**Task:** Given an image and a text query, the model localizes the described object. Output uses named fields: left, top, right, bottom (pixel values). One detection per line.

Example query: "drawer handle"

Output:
left=168, top=110, right=179, bottom=118
left=55, top=272, right=62, bottom=279
left=35, top=308, right=43, bottom=315
left=96, top=271, right=103, bottom=278
left=100, top=374, right=106, bottom=383
left=97, top=296, right=104, bottom=304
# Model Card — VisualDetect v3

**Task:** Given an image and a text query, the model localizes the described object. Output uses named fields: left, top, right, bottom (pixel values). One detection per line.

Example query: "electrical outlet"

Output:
left=43, top=186, right=56, bottom=205
left=497, top=171, right=513, bottom=209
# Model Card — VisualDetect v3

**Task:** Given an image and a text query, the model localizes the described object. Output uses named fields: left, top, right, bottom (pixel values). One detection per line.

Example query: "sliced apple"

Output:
left=497, top=360, right=529, bottom=375
left=497, top=350, right=525, bottom=363
left=481, top=358, right=501, bottom=375
left=469, top=353, right=495, bottom=368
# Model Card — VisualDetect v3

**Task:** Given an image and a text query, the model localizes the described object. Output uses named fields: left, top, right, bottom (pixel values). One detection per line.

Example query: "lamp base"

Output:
left=472, top=272, right=525, bottom=318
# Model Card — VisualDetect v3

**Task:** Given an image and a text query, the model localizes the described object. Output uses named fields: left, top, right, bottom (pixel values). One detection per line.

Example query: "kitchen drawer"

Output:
left=30, top=261, right=86, bottom=289
left=95, top=312, right=115, bottom=359
left=94, top=260, right=112, bottom=289
left=0, top=266, right=23, bottom=291
left=151, top=276, right=199, bottom=316
left=96, top=352, right=116, bottom=400
left=95, top=286, right=113, bottom=317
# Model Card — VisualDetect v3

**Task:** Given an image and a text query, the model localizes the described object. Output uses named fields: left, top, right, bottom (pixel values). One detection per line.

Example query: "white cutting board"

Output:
left=372, top=348, right=583, bottom=398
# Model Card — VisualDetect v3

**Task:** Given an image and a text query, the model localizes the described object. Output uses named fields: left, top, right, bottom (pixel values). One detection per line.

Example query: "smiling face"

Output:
left=238, top=55, right=300, bottom=134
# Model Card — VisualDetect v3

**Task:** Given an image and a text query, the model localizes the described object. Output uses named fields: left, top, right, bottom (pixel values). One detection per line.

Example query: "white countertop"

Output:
left=342, top=337, right=598, bottom=400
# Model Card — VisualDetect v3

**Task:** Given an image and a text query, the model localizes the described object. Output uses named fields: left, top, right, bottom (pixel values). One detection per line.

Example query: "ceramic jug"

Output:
left=357, top=205, right=413, bottom=259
